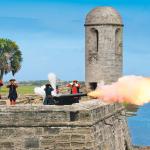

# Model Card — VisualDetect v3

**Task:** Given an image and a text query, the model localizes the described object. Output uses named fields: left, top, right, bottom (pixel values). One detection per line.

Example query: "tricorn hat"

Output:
left=45, top=83, right=51, bottom=86
left=9, top=79, right=16, bottom=81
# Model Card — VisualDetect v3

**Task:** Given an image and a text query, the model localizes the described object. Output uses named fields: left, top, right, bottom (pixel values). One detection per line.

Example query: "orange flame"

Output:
left=88, top=76, right=150, bottom=105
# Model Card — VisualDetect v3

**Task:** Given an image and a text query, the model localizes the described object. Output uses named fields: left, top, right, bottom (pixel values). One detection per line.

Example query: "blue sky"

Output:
left=0, top=0, right=150, bottom=81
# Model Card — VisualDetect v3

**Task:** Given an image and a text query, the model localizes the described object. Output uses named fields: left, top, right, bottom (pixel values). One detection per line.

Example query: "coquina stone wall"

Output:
left=85, top=7, right=123, bottom=86
left=0, top=100, right=132, bottom=150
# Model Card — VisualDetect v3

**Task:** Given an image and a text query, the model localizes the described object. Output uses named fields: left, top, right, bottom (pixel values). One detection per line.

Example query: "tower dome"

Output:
left=85, top=7, right=123, bottom=25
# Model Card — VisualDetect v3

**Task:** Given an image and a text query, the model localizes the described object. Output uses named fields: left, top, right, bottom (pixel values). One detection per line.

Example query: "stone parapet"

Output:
left=0, top=100, right=133, bottom=150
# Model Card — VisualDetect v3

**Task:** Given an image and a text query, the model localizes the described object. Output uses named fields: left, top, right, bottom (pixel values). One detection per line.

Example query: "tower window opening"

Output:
left=91, top=28, right=99, bottom=52
left=115, top=28, right=122, bottom=55
left=89, top=82, right=97, bottom=90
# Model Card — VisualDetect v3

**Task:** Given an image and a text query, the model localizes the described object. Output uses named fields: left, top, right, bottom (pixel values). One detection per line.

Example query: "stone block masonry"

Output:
left=0, top=100, right=132, bottom=150
left=85, top=7, right=123, bottom=86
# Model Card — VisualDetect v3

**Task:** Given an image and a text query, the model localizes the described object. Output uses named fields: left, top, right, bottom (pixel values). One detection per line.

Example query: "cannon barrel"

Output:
left=53, top=93, right=87, bottom=105
left=53, top=93, right=87, bottom=98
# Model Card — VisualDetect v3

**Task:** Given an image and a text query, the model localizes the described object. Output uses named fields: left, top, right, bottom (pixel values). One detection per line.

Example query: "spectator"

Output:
left=7, top=79, right=18, bottom=105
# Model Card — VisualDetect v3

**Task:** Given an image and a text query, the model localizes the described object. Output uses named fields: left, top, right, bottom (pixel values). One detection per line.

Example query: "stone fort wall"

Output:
left=0, top=100, right=133, bottom=150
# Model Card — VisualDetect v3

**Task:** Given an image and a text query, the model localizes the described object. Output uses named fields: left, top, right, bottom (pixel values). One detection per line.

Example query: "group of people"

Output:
left=43, top=80, right=80, bottom=105
left=0, top=79, right=81, bottom=106
left=0, top=79, right=18, bottom=105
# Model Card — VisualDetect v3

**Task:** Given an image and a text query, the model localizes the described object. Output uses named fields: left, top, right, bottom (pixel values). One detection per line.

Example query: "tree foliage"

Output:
left=0, top=38, right=23, bottom=79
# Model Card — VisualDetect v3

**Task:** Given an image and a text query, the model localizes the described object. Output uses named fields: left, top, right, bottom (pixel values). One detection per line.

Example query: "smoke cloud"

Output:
left=34, top=85, right=46, bottom=98
left=88, top=76, right=150, bottom=105
left=34, top=73, right=57, bottom=97
left=48, top=73, right=57, bottom=96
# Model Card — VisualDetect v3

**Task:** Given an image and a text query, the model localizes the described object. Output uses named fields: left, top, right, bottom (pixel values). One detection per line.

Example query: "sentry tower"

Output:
left=85, top=7, right=123, bottom=90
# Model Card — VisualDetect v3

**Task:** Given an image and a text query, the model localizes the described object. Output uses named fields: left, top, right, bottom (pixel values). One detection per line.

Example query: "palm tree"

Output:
left=0, top=38, right=23, bottom=79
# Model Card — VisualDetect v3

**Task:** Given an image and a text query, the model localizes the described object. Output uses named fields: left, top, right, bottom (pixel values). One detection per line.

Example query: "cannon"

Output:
left=53, top=93, right=87, bottom=105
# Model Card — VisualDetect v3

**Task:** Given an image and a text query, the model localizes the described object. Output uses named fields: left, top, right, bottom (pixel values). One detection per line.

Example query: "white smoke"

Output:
left=34, top=73, right=57, bottom=97
left=34, top=85, right=46, bottom=98
left=48, top=73, right=57, bottom=96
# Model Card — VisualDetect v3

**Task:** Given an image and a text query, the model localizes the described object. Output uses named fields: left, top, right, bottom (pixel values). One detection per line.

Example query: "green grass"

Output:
left=0, top=85, right=35, bottom=95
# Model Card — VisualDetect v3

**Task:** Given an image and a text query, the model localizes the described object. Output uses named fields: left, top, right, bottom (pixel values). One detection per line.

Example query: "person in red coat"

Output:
left=0, top=80, right=3, bottom=99
left=67, top=80, right=80, bottom=94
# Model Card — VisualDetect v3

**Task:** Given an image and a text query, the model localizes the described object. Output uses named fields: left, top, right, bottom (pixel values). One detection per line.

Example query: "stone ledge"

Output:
left=0, top=100, right=125, bottom=127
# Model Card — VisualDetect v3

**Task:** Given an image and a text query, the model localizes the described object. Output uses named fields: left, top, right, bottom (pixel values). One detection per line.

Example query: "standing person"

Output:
left=0, top=80, right=3, bottom=99
left=67, top=80, right=80, bottom=94
left=67, top=80, right=81, bottom=103
left=43, top=84, right=55, bottom=105
left=56, top=85, right=59, bottom=94
left=7, top=79, right=18, bottom=105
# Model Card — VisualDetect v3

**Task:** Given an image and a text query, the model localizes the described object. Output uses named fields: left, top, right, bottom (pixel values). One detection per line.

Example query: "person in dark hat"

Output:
left=67, top=80, right=80, bottom=94
left=66, top=80, right=81, bottom=103
left=0, top=80, right=3, bottom=99
left=7, top=79, right=18, bottom=105
left=43, top=83, right=55, bottom=105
